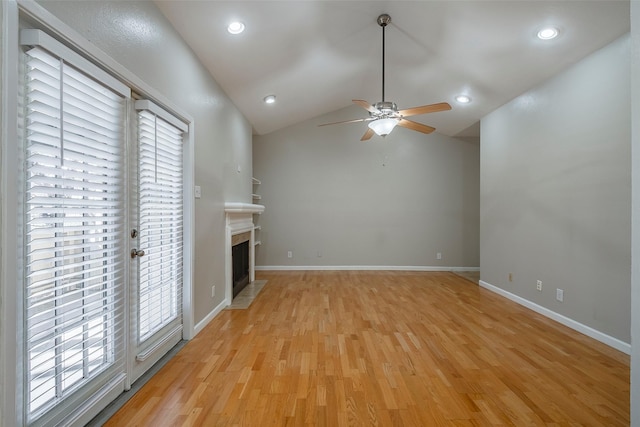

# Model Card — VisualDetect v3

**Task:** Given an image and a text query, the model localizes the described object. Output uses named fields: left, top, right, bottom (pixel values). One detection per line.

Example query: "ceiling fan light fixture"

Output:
left=455, top=95, right=471, bottom=104
left=227, top=21, right=245, bottom=35
left=368, top=118, right=399, bottom=136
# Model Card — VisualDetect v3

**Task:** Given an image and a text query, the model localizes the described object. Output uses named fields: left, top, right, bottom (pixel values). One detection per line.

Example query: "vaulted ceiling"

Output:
left=156, top=1, right=629, bottom=138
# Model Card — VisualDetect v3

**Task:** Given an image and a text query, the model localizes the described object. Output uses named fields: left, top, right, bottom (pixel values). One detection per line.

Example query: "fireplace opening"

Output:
left=232, top=240, right=250, bottom=298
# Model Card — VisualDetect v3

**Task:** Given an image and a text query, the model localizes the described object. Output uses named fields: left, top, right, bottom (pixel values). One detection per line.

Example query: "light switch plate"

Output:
left=194, top=185, right=202, bottom=199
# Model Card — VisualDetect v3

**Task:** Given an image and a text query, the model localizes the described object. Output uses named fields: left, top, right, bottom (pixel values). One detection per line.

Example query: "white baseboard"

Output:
left=193, top=299, right=228, bottom=336
left=451, top=266, right=480, bottom=272
left=256, top=265, right=480, bottom=272
left=479, top=280, right=631, bottom=355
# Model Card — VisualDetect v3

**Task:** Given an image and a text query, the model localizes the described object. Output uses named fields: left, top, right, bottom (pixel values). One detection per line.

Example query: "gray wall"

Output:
left=35, top=1, right=253, bottom=324
left=253, top=106, right=480, bottom=268
left=480, top=35, right=631, bottom=343
left=631, top=2, right=639, bottom=424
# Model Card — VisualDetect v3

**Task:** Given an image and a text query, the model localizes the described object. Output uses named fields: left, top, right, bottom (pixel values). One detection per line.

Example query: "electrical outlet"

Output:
left=211, top=285, right=215, bottom=298
left=436, top=252, right=442, bottom=260
left=508, top=273, right=513, bottom=282
left=536, top=280, right=542, bottom=291
left=317, top=250, right=322, bottom=258
left=556, top=288, right=564, bottom=302
left=287, top=251, right=293, bottom=259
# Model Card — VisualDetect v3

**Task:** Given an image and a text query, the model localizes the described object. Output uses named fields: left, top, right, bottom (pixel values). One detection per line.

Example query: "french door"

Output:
left=21, top=31, right=186, bottom=425
left=129, top=101, right=186, bottom=382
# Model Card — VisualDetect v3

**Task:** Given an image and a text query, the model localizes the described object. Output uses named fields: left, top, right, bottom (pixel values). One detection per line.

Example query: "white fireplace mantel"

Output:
left=224, top=202, right=264, bottom=305
left=224, top=202, right=265, bottom=214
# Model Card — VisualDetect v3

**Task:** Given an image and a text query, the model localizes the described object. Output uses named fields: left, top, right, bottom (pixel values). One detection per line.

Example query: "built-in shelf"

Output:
left=250, top=178, right=263, bottom=250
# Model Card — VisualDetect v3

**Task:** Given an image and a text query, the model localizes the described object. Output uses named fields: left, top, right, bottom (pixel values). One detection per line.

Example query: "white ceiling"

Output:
left=155, top=1, right=629, bottom=138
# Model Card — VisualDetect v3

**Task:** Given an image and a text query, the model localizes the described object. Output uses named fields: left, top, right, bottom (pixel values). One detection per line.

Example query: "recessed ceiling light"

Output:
left=263, top=95, right=276, bottom=104
left=227, top=21, right=245, bottom=35
left=455, top=95, right=471, bottom=104
left=537, top=27, right=559, bottom=40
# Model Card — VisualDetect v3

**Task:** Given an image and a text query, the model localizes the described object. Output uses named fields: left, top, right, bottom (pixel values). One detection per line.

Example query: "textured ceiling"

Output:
left=156, top=1, right=629, bottom=137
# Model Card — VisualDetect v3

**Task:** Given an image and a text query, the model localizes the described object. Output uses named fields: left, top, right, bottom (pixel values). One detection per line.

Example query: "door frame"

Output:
left=1, top=0, right=22, bottom=423
left=0, top=0, right=195, bottom=423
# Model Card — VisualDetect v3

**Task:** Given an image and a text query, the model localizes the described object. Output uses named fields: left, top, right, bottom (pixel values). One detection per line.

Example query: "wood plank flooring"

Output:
left=105, top=271, right=630, bottom=426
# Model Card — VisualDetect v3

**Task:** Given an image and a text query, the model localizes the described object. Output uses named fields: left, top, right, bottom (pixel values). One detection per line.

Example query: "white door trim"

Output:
left=1, top=1, right=22, bottom=424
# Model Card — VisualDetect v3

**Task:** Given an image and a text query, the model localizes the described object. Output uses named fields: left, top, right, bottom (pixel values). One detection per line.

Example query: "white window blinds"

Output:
left=135, top=102, right=186, bottom=342
left=22, top=44, right=127, bottom=422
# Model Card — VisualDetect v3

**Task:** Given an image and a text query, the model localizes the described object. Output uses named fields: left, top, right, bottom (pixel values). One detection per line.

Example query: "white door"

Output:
left=129, top=102, right=187, bottom=382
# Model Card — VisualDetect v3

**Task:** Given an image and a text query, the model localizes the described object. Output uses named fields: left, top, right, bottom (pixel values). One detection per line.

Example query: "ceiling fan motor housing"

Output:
left=374, top=101, right=398, bottom=116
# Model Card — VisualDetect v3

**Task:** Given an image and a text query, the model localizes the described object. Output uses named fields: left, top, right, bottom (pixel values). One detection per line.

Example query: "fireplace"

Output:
left=224, top=202, right=265, bottom=305
left=232, top=239, right=250, bottom=297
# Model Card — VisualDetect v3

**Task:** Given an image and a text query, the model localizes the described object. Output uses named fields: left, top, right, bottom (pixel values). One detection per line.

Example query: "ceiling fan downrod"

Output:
left=377, top=14, right=391, bottom=103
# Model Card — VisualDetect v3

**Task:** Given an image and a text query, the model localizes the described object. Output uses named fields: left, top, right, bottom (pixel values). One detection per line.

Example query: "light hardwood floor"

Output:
left=105, top=271, right=629, bottom=426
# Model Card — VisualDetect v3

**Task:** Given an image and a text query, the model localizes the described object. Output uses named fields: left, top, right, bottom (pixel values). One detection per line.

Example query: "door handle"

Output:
left=131, top=248, right=145, bottom=259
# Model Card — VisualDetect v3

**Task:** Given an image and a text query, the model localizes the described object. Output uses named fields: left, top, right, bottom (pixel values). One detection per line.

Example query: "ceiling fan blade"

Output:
left=318, top=118, right=370, bottom=127
left=398, top=119, right=436, bottom=134
left=361, top=128, right=375, bottom=141
left=353, top=99, right=380, bottom=114
left=398, top=102, right=452, bottom=117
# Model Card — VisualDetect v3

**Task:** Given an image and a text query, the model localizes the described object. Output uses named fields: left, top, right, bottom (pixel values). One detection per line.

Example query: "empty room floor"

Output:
left=105, top=271, right=629, bottom=426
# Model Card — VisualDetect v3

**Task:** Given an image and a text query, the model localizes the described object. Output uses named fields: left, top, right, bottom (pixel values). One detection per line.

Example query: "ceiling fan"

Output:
left=319, top=14, right=452, bottom=141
